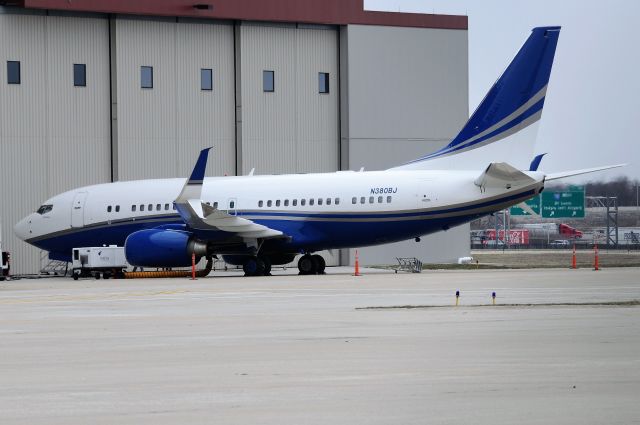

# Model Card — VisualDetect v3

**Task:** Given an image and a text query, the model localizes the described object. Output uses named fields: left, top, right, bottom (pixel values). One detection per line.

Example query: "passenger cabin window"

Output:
left=140, top=204, right=145, bottom=211
left=116, top=205, right=120, bottom=212
left=284, top=199, right=289, bottom=207
left=132, top=205, right=136, bottom=212
left=156, top=204, right=161, bottom=211
left=360, top=197, right=365, bottom=204
left=229, top=201, right=235, bottom=209
left=36, top=204, right=53, bottom=215
left=301, top=199, right=306, bottom=206
left=148, top=204, right=152, bottom=211
left=213, top=202, right=218, bottom=209
left=164, top=204, right=169, bottom=210
left=309, top=199, right=314, bottom=206
left=107, top=206, right=112, bottom=213
left=318, top=198, right=323, bottom=206
left=173, top=204, right=177, bottom=210
left=387, top=196, right=392, bottom=203
left=259, top=200, right=264, bottom=207
left=293, top=199, right=297, bottom=206
left=352, top=197, right=357, bottom=204
left=276, top=200, right=281, bottom=207
left=267, top=200, right=272, bottom=207
left=369, top=196, right=374, bottom=204
left=335, top=198, right=340, bottom=205
left=378, top=196, right=383, bottom=203
left=326, top=198, right=331, bottom=205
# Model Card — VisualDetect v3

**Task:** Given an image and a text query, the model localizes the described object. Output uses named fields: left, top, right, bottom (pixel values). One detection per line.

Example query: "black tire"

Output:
left=260, top=256, right=272, bottom=276
left=243, top=257, right=265, bottom=277
left=311, top=254, right=326, bottom=275
left=298, top=255, right=316, bottom=275
left=95, top=273, right=101, bottom=280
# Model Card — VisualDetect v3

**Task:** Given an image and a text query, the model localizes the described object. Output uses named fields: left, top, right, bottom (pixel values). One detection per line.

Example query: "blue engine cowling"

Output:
left=124, top=229, right=207, bottom=268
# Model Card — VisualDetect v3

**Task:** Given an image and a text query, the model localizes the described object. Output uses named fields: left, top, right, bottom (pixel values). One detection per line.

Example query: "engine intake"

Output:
left=125, top=229, right=207, bottom=268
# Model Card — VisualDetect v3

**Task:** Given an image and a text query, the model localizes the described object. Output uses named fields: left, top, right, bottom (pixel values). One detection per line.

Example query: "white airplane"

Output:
left=14, top=26, right=622, bottom=276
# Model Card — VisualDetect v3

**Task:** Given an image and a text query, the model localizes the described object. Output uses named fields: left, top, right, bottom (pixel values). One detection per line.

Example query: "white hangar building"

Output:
left=0, top=0, right=469, bottom=274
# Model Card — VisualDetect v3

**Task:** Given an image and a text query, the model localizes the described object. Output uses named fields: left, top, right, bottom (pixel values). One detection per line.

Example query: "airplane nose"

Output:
left=14, top=215, right=33, bottom=241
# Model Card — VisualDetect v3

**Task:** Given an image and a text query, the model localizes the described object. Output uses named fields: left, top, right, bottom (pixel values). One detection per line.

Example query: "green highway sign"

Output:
left=541, top=189, right=585, bottom=218
left=510, top=196, right=541, bottom=216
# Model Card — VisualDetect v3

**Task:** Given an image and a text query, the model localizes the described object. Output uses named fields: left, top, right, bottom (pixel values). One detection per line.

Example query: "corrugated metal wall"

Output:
left=0, top=11, right=110, bottom=274
left=240, top=23, right=338, bottom=174
left=115, top=18, right=235, bottom=181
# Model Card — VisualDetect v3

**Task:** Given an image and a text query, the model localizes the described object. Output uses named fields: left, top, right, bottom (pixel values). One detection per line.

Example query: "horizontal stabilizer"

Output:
left=475, top=162, right=536, bottom=189
left=545, top=164, right=626, bottom=181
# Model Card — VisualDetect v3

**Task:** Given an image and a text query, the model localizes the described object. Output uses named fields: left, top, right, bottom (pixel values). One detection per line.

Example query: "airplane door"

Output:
left=71, top=192, right=88, bottom=228
left=227, top=198, right=237, bottom=216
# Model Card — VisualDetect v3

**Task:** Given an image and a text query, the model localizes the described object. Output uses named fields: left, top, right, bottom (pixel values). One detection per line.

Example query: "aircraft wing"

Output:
left=173, top=148, right=287, bottom=242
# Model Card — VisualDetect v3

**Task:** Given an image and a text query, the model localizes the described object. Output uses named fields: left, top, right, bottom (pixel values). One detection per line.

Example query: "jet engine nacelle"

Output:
left=124, top=229, right=207, bottom=268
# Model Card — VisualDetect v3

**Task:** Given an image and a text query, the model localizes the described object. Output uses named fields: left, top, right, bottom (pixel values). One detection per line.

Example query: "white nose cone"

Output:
left=14, top=215, right=32, bottom=241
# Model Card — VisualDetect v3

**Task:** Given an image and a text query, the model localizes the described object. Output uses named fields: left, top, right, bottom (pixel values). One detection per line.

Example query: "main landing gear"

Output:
left=297, top=254, right=326, bottom=275
left=242, top=256, right=272, bottom=277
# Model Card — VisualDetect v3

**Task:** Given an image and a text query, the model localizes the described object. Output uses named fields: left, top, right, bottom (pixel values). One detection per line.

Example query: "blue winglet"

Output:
left=529, top=153, right=547, bottom=171
left=188, top=148, right=212, bottom=184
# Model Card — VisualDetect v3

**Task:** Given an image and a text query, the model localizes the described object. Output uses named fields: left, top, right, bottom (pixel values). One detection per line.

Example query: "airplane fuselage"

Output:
left=15, top=169, right=545, bottom=262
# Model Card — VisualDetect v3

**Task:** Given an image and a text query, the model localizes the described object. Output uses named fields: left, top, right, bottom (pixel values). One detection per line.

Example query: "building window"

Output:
left=141, top=66, right=153, bottom=89
left=318, top=72, right=329, bottom=93
left=73, top=64, right=86, bottom=87
left=201, top=68, right=212, bottom=91
left=7, top=61, right=20, bottom=84
left=263, top=70, right=274, bottom=92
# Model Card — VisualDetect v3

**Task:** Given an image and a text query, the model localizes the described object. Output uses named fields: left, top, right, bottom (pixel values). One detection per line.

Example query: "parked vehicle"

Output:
left=549, top=240, right=571, bottom=248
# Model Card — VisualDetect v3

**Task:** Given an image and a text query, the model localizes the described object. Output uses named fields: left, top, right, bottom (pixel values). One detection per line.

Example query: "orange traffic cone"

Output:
left=191, top=252, right=196, bottom=280
left=354, top=249, right=361, bottom=276
left=571, top=243, right=577, bottom=269
left=593, top=244, right=599, bottom=271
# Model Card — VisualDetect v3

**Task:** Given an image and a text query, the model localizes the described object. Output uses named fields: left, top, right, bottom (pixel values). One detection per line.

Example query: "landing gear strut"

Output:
left=297, top=254, right=326, bottom=275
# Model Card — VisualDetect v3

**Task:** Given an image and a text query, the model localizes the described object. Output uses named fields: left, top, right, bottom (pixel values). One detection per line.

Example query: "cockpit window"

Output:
left=37, top=204, right=53, bottom=215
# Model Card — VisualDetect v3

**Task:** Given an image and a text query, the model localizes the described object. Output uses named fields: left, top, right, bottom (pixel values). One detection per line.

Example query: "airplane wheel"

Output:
left=243, top=257, right=265, bottom=277
left=312, top=254, right=326, bottom=275
left=298, top=255, right=316, bottom=275
left=95, top=273, right=101, bottom=280
left=260, top=257, right=272, bottom=276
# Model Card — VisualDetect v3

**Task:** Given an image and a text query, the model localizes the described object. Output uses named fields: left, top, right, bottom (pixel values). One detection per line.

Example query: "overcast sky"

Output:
left=366, top=0, right=639, bottom=183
